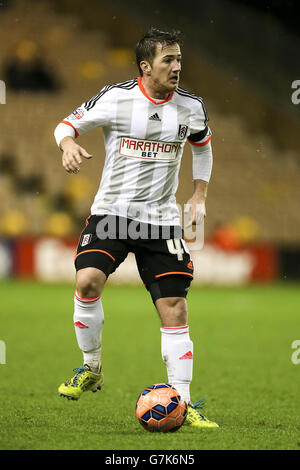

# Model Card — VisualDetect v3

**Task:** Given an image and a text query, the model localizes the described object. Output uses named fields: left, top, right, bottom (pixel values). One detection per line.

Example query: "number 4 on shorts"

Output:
left=166, top=239, right=189, bottom=260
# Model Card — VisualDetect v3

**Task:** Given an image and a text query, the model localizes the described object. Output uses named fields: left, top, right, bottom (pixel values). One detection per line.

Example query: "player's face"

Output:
left=149, top=43, right=182, bottom=92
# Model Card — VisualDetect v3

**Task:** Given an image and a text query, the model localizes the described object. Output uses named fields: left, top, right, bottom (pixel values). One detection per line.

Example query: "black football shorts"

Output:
left=74, top=215, right=194, bottom=302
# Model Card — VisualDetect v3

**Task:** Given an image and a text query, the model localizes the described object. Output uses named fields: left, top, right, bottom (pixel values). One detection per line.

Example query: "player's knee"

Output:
left=76, top=268, right=105, bottom=298
left=76, top=278, right=99, bottom=299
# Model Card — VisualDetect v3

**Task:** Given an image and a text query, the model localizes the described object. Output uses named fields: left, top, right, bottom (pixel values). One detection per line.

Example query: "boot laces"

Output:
left=72, top=366, right=88, bottom=387
left=189, top=398, right=207, bottom=420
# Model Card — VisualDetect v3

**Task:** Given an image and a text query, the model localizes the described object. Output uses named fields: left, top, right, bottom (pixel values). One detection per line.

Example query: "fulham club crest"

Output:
left=81, top=233, right=92, bottom=246
left=178, top=124, right=188, bottom=140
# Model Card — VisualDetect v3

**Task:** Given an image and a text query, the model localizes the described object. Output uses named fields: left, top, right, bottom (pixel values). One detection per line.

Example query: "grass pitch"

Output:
left=0, top=280, right=299, bottom=450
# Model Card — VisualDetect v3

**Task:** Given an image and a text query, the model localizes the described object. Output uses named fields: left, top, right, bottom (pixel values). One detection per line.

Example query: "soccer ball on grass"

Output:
left=136, top=383, right=187, bottom=432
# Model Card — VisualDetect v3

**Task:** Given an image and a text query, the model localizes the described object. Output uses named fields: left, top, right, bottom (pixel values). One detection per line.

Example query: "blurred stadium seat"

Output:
left=44, top=211, right=74, bottom=237
left=0, top=209, right=29, bottom=236
left=78, top=61, right=105, bottom=80
left=3, top=39, right=59, bottom=92
left=107, top=48, right=136, bottom=68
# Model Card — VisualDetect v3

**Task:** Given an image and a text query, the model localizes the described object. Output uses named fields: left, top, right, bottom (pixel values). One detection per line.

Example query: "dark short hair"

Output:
left=136, top=27, right=182, bottom=76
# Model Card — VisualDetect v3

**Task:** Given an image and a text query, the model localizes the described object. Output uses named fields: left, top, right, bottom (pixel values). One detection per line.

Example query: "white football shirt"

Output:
left=54, top=77, right=212, bottom=226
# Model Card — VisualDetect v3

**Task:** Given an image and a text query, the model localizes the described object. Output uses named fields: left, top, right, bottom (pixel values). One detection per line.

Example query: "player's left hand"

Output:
left=184, top=197, right=206, bottom=228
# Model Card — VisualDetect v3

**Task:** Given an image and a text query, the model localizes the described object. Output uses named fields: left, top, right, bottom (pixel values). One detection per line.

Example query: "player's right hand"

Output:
left=61, top=137, right=92, bottom=174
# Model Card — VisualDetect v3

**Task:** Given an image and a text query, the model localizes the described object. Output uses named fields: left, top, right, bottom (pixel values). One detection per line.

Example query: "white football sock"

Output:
left=73, top=290, right=104, bottom=373
left=160, top=325, right=193, bottom=404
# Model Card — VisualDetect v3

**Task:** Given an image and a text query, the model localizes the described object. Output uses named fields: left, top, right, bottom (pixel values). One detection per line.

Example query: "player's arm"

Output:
left=54, top=107, right=97, bottom=173
left=185, top=126, right=213, bottom=225
left=185, top=179, right=208, bottom=225
left=54, top=87, right=111, bottom=174
left=59, top=136, right=92, bottom=174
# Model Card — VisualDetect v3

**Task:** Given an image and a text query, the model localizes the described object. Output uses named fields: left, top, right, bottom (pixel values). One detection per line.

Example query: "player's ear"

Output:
left=140, top=60, right=151, bottom=75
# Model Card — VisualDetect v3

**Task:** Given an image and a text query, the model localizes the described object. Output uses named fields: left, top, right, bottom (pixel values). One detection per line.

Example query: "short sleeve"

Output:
left=59, top=86, right=113, bottom=137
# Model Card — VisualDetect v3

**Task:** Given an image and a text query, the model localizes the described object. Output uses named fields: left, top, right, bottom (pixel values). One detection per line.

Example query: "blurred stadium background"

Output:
left=0, top=0, right=299, bottom=285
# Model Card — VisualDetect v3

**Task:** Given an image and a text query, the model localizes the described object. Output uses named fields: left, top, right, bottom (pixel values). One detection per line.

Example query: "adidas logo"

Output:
left=74, top=321, right=89, bottom=329
left=149, top=112, right=161, bottom=121
left=179, top=350, right=193, bottom=360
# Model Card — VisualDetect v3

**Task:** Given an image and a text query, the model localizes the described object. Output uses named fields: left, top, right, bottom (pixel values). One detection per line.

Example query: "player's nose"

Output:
left=172, top=60, right=181, bottom=72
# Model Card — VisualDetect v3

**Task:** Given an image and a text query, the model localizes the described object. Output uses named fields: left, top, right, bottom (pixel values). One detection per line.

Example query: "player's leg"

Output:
left=74, top=267, right=106, bottom=374
left=136, top=237, right=218, bottom=427
left=59, top=215, right=129, bottom=400
left=135, top=237, right=194, bottom=405
left=154, top=284, right=218, bottom=428
left=152, top=282, right=193, bottom=406
left=58, top=267, right=106, bottom=400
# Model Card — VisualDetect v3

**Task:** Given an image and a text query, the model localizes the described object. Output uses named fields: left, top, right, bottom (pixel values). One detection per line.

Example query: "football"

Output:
left=136, top=383, right=188, bottom=432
